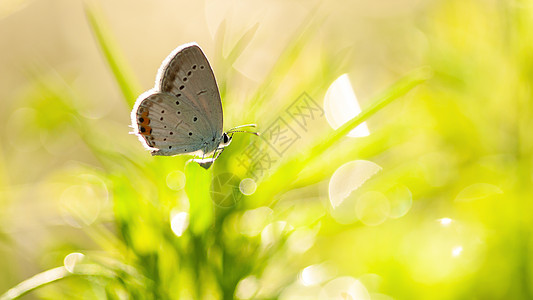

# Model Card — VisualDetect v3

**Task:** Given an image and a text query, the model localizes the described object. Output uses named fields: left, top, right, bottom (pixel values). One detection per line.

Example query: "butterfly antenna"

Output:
left=228, top=124, right=257, bottom=131
left=228, top=124, right=259, bottom=136
left=228, top=130, right=259, bottom=136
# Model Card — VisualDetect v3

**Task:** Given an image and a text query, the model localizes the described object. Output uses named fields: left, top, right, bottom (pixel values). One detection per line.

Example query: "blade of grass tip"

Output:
left=214, top=19, right=227, bottom=65
left=246, top=18, right=324, bottom=121
left=214, top=19, right=227, bottom=98
left=225, top=23, right=260, bottom=67
left=249, top=5, right=324, bottom=111
left=255, top=67, right=433, bottom=203
left=218, top=22, right=258, bottom=100
left=0, top=265, right=115, bottom=300
left=84, top=2, right=142, bottom=108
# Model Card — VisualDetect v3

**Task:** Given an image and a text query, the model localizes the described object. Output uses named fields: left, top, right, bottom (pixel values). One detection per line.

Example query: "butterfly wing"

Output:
left=156, top=43, right=223, bottom=140
left=131, top=92, right=215, bottom=156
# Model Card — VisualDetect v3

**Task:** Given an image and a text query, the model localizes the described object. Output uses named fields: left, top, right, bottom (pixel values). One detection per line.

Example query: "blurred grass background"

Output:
left=0, top=0, right=532, bottom=299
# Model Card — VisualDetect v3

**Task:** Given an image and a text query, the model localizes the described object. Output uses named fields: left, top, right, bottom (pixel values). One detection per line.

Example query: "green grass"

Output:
left=1, top=4, right=426, bottom=296
left=2, top=0, right=533, bottom=299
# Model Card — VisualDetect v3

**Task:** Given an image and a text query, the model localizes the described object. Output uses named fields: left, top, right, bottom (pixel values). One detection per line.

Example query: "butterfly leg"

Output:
left=211, top=148, right=219, bottom=161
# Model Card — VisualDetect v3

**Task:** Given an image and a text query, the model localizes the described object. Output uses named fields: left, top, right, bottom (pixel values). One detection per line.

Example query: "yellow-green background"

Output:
left=0, top=0, right=532, bottom=299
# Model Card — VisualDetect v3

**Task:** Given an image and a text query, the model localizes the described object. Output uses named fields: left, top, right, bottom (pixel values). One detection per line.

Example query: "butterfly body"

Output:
left=131, top=42, right=250, bottom=169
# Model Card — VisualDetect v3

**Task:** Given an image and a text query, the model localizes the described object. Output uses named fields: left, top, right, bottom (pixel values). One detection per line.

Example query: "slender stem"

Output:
left=305, top=66, right=432, bottom=165
left=84, top=3, right=142, bottom=107
left=0, top=266, right=115, bottom=300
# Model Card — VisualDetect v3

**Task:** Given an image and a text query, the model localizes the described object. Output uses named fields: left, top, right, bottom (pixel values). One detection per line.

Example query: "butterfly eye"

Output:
left=223, top=133, right=229, bottom=144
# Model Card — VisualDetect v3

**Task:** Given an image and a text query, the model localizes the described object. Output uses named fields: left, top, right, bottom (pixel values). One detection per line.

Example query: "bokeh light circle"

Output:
left=385, top=184, right=412, bottom=218
left=324, top=74, right=370, bottom=138
left=170, top=211, right=189, bottom=237
left=355, top=191, right=390, bottom=226
left=329, top=160, right=382, bottom=209
left=59, top=174, right=108, bottom=228
left=239, top=178, right=257, bottom=195
left=240, top=207, right=273, bottom=237
left=166, top=170, right=186, bottom=191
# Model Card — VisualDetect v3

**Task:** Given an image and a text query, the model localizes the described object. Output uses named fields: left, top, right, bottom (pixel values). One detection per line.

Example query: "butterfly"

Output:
left=131, top=42, right=257, bottom=169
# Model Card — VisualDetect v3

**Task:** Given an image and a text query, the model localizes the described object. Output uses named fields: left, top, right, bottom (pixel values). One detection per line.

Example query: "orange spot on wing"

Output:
left=141, top=125, right=152, bottom=135
left=139, top=111, right=150, bottom=126
left=138, top=111, right=154, bottom=147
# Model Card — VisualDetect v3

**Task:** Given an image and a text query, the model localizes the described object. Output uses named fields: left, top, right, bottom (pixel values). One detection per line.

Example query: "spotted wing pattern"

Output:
left=131, top=43, right=224, bottom=157
left=156, top=43, right=223, bottom=139
left=132, top=92, right=216, bottom=156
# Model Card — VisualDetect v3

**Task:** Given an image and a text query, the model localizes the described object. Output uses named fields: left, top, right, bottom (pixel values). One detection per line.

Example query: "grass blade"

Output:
left=0, top=265, right=115, bottom=300
left=309, top=67, right=432, bottom=159
left=255, top=67, right=432, bottom=204
left=225, top=23, right=260, bottom=67
left=84, top=2, right=142, bottom=108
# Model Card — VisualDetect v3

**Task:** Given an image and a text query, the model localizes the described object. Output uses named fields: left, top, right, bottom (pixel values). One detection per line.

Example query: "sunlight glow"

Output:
left=438, top=218, right=453, bottom=226
left=451, top=245, right=463, bottom=257
left=300, top=264, right=329, bottom=286
left=324, top=74, right=370, bottom=138
left=170, top=212, right=189, bottom=237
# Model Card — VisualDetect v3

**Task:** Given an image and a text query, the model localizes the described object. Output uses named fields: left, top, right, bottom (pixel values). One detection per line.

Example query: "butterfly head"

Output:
left=220, top=132, right=232, bottom=147
left=222, top=124, right=259, bottom=147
